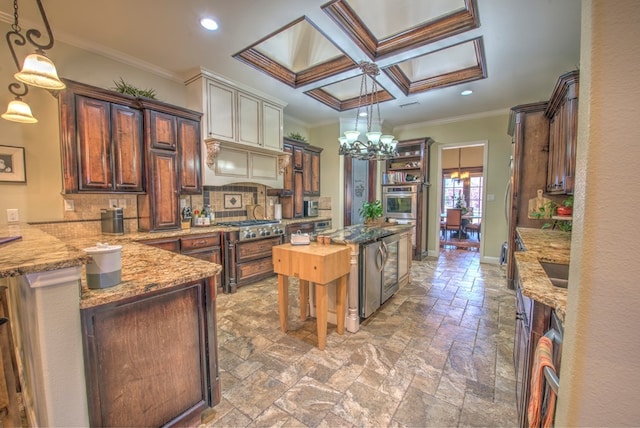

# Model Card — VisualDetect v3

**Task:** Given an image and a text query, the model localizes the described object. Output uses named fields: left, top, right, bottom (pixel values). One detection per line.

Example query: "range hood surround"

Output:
left=204, top=139, right=288, bottom=188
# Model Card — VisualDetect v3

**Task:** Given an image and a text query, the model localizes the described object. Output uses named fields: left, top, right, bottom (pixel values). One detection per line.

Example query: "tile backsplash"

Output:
left=33, top=183, right=330, bottom=238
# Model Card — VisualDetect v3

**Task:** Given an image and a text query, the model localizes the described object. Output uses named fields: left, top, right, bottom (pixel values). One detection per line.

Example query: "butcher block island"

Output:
left=0, top=224, right=221, bottom=427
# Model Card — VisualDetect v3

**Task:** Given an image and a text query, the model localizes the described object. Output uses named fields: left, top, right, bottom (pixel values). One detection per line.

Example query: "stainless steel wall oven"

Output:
left=382, top=185, right=418, bottom=219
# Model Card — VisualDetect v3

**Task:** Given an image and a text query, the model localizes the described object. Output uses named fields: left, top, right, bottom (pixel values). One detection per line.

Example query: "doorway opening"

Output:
left=435, top=141, right=487, bottom=255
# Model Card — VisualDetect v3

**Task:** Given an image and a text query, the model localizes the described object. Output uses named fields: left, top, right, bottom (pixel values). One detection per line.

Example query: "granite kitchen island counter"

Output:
left=514, top=227, right=570, bottom=320
left=322, top=223, right=414, bottom=244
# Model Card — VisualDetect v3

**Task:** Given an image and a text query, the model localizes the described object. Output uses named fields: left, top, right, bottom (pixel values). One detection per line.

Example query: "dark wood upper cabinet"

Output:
left=545, top=70, right=579, bottom=195
left=138, top=149, right=180, bottom=231
left=177, top=117, right=202, bottom=195
left=148, top=110, right=177, bottom=151
left=111, top=104, right=144, bottom=192
left=279, top=138, right=322, bottom=218
left=59, top=80, right=143, bottom=193
left=137, top=99, right=202, bottom=232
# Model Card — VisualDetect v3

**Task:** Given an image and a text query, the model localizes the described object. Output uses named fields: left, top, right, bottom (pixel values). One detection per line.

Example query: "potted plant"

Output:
left=359, top=200, right=383, bottom=224
left=556, top=195, right=573, bottom=216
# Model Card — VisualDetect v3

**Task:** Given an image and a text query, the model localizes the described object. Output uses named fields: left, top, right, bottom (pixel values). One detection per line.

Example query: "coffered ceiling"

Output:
left=0, top=0, right=581, bottom=128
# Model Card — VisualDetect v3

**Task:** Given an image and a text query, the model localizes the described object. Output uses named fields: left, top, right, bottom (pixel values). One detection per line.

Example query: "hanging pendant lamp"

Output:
left=3, top=0, right=65, bottom=124
left=338, top=62, right=398, bottom=160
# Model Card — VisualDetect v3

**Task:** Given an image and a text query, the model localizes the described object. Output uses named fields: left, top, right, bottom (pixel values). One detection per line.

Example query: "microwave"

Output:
left=304, top=200, right=318, bottom=217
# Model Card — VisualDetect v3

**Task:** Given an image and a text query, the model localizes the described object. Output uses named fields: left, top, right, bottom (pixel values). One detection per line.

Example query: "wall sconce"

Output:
left=205, top=140, right=221, bottom=168
left=277, top=152, right=292, bottom=175
left=2, top=0, right=65, bottom=124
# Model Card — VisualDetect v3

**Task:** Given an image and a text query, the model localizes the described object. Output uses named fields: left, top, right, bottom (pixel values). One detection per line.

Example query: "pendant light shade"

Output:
left=2, top=98, right=38, bottom=123
left=15, top=53, right=66, bottom=91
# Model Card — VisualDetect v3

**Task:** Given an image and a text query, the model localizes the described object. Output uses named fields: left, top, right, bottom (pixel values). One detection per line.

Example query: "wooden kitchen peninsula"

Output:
left=0, top=224, right=222, bottom=427
left=272, top=243, right=350, bottom=350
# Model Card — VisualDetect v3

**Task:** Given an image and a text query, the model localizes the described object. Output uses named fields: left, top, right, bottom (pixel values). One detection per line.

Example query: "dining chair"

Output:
left=445, top=208, right=462, bottom=240
left=466, top=221, right=481, bottom=240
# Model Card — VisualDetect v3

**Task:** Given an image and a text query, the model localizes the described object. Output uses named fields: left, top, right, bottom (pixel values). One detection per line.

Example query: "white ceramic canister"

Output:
left=84, top=243, right=122, bottom=289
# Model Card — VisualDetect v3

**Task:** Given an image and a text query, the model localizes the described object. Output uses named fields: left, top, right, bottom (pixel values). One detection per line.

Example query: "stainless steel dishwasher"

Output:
left=359, top=234, right=399, bottom=318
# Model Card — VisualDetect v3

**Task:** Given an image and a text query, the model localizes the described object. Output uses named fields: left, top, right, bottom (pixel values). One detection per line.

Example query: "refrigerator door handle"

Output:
left=504, top=180, right=512, bottom=223
left=381, top=240, right=388, bottom=267
left=376, top=245, right=384, bottom=272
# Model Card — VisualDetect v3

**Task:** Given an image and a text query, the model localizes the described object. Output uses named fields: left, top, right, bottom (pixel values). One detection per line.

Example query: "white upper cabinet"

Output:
left=186, top=68, right=286, bottom=153
left=205, top=80, right=236, bottom=142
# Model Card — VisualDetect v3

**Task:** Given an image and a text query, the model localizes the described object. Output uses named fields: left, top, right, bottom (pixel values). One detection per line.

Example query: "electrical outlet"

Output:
left=64, top=199, right=75, bottom=211
left=109, top=199, right=118, bottom=208
left=6, top=209, right=19, bottom=223
left=118, top=199, right=127, bottom=208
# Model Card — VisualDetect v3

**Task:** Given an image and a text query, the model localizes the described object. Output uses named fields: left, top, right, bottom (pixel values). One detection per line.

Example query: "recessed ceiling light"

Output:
left=200, top=18, right=219, bottom=31
left=461, top=90, right=473, bottom=96
left=359, top=112, right=368, bottom=117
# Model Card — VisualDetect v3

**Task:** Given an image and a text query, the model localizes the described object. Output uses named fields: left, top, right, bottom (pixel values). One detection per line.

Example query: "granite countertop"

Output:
left=65, top=238, right=220, bottom=309
left=0, top=223, right=221, bottom=309
left=514, top=227, right=570, bottom=321
left=0, top=223, right=90, bottom=278
left=323, top=223, right=414, bottom=245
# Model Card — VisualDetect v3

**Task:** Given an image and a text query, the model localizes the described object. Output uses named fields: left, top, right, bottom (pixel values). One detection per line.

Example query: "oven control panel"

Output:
left=240, top=225, right=284, bottom=241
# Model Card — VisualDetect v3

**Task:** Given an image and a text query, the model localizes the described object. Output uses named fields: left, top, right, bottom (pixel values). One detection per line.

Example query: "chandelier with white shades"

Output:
left=338, top=62, right=398, bottom=160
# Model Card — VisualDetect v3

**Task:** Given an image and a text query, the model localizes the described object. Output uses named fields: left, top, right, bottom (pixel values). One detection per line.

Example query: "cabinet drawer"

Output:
left=286, top=222, right=314, bottom=235
left=140, top=237, right=180, bottom=253
left=236, top=237, right=281, bottom=263
left=181, top=233, right=221, bottom=251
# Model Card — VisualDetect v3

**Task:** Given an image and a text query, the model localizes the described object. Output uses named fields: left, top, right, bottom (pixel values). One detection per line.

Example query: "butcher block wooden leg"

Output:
left=299, top=280, right=309, bottom=320
left=336, top=274, right=347, bottom=335
left=315, top=283, right=328, bottom=350
left=278, top=274, right=289, bottom=332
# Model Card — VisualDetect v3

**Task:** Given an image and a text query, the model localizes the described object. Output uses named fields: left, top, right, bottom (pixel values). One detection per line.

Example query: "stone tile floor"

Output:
left=202, top=248, right=517, bottom=427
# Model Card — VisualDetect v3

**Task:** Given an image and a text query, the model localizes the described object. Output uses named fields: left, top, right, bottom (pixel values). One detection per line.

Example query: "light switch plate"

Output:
left=64, top=200, right=75, bottom=211
left=109, top=199, right=118, bottom=208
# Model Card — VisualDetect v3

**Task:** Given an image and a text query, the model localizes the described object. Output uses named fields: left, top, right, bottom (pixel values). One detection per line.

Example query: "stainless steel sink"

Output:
left=540, top=261, right=569, bottom=288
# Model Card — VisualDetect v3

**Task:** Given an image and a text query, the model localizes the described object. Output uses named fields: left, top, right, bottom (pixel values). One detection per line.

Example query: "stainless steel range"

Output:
left=217, top=219, right=284, bottom=241
left=217, top=220, right=284, bottom=293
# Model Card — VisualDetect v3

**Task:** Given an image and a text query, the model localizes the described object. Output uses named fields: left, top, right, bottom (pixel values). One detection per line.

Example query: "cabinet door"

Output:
left=148, top=110, right=177, bottom=150
left=294, top=171, right=304, bottom=218
left=293, top=146, right=304, bottom=170
left=81, top=281, right=212, bottom=426
left=262, top=101, right=282, bottom=150
left=177, top=117, right=202, bottom=194
left=148, top=150, right=180, bottom=229
left=303, top=151, right=312, bottom=195
left=311, top=151, right=320, bottom=195
left=237, top=92, right=260, bottom=146
left=111, top=104, right=143, bottom=192
left=206, top=80, right=236, bottom=141
left=76, top=96, right=113, bottom=190
left=282, top=144, right=294, bottom=195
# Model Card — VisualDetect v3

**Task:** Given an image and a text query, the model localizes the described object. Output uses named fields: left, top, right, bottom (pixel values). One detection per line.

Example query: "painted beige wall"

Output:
left=0, top=21, right=187, bottom=225
left=556, top=1, right=640, bottom=425
left=393, top=113, right=512, bottom=260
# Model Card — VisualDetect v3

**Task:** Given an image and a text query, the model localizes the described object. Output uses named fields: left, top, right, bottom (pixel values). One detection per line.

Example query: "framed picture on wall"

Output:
left=0, top=145, right=26, bottom=183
